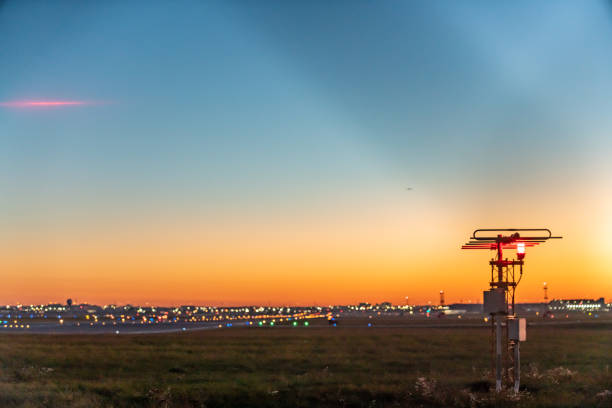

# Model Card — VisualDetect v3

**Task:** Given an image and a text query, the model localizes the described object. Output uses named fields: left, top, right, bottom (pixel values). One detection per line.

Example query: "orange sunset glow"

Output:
left=3, top=183, right=610, bottom=305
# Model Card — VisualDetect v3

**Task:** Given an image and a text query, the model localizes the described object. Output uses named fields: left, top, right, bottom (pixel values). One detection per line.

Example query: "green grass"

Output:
left=0, top=323, right=610, bottom=407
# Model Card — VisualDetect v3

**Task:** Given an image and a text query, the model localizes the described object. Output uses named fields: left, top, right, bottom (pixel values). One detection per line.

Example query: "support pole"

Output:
left=513, top=341, right=520, bottom=393
left=496, top=315, right=502, bottom=392
left=490, top=316, right=494, bottom=383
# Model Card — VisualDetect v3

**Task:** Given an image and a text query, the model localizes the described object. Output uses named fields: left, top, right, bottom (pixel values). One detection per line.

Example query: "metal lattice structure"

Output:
left=462, top=228, right=562, bottom=392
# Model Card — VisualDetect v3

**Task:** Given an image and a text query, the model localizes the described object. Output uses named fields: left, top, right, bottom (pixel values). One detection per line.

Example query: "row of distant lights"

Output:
left=0, top=311, right=318, bottom=320
left=220, top=320, right=311, bottom=328
left=0, top=315, right=323, bottom=330
left=72, top=313, right=322, bottom=326
left=550, top=304, right=602, bottom=310
left=2, top=304, right=422, bottom=313
left=111, top=320, right=314, bottom=334
left=0, top=318, right=30, bottom=328
left=112, top=321, right=388, bottom=332
left=2, top=322, right=30, bottom=329
left=2, top=305, right=323, bottom=312
left=0, top=309, right=457, bottom=325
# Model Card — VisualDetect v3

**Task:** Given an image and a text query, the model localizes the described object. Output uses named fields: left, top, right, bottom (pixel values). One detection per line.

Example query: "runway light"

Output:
left=304, top=321, right=309, bottom=326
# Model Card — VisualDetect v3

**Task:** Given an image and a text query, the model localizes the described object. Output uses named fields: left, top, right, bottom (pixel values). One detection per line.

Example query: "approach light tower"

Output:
left=439, top=290, right=445, bottom=307
left=462, top=228, right=561, bottom=393
left=543, top=282, right=548, bottom=302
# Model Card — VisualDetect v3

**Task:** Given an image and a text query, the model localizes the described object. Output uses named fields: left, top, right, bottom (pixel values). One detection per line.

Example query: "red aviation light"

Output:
left=516, top=242, right=525, bottom=260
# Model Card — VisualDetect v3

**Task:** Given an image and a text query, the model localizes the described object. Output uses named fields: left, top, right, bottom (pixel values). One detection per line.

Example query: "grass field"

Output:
left=0, top=320, right=610, bottom=407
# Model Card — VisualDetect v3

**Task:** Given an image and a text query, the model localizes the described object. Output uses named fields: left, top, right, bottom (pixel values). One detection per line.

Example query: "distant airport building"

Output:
left=549, top=297, right=606, bottom=311
left=449, top=303, right=482, bottom=314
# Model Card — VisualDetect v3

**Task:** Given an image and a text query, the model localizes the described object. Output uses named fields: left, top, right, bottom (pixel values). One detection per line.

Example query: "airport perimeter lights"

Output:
left=462, top=228, right=562, bottom=393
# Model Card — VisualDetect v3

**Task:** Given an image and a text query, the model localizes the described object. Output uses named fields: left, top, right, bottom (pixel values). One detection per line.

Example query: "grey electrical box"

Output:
left=509, top=318, right=527, bottom=341
left=483, top=289, right=505, bottom=314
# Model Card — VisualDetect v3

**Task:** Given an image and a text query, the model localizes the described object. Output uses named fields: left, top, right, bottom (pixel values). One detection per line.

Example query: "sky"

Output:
left=1, top=1, right=611, bottom=306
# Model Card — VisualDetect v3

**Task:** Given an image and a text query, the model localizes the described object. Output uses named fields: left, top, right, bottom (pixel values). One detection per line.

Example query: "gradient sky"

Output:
left=1, top=1, right=611, bottom=306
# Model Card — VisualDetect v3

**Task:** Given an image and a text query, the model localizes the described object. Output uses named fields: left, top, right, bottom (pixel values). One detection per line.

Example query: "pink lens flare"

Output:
left=0, top=100, right=89, bottom=108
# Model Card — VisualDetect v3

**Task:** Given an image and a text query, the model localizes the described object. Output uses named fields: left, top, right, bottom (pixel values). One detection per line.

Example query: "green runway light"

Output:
left=258, top=321, right=263, bottom=326
left=304, top=321, right=309, bottom=326
left=270, top=321, right=274, bottom=326
left=292, top=321, right=297, bottom=326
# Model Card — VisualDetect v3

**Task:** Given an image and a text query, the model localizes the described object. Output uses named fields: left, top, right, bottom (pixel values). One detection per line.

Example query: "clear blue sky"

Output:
left=1, top=1, right=611, bottom=305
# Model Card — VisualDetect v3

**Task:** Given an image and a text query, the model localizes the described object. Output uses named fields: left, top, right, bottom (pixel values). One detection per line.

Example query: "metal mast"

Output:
left=462, top=228, right=562, bottom=392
